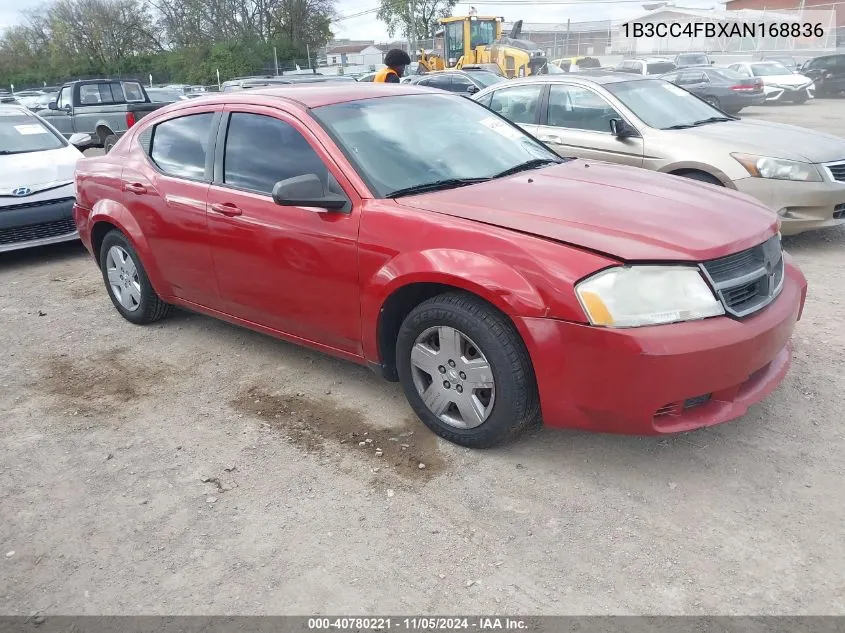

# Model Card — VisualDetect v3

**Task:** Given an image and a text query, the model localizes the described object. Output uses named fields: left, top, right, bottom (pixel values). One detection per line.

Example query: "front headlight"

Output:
left=575, top=266, right=725, bottom=328
left=732, top=153, right=822, bottom=182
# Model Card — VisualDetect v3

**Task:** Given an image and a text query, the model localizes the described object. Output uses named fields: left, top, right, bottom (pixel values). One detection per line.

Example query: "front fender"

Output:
left=360, top=248, right=548, bottom=362
left=658, top=161, right=737, bottom=188
left=90, top=199, right=172, bottom=298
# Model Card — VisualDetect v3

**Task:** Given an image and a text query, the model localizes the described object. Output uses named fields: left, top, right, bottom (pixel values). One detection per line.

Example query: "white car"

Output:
left=0, top=104, right=89, bottom=252
left=727, top=61, right=814, bottom=103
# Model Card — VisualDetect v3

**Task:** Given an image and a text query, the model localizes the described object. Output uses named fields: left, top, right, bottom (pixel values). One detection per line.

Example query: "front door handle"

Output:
left=209, top=202, right=242, bottom=217
left=124, top=182, right=147, bottom=195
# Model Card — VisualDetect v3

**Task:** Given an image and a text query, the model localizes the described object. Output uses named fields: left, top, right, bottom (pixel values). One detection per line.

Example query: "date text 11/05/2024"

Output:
left=307, top=617, right=529, bottom=630
left=622, top=21, right=826, bottom=38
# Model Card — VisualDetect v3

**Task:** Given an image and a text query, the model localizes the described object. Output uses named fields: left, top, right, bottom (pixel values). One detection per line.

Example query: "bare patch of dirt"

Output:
left=50, top=275, right=101, bottom=299
left=231, top=387, right=446, bottom=482
left=41, top=347, right=174, bottom=415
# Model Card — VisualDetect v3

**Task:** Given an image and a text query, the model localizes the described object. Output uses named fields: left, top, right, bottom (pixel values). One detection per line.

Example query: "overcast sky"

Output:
left=1, top=0, right=722, bottom=43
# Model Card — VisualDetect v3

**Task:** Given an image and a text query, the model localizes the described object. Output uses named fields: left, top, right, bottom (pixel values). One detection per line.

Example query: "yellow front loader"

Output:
left=416, top=16, right=550, bottom=79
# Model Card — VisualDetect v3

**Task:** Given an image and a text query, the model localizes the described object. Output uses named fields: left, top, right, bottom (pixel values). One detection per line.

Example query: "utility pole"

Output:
left=307, top=43, right=312, bottom=71
left=565, top=18, right=571, bottom=56
left=274, top=46, right=279, bottom=75
left=407, top=0, right=415, bottom=54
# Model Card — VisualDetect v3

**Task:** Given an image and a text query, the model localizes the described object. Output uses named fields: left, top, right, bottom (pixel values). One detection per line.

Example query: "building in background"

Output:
left=502, top=21, right=613, bottom=58
left=324, top=42, right=384, bottom=68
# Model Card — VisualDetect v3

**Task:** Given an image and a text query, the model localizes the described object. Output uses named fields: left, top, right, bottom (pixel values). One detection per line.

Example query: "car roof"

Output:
left=155, top=83, right=438, bottom=112
left=498, top=72, right=648, bottom=87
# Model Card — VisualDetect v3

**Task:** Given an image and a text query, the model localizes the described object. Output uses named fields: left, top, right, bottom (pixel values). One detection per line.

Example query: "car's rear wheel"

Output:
left=103, top=134, right=119, bottom=153
left=396, top=292, right=539, bottom=448
left=99, top=230, right=171, bottom=325
left=792, top=92, right=809, bottom=104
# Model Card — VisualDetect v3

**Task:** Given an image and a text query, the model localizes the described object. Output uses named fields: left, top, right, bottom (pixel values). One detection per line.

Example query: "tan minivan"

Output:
left=473, top=73, right=845, bottom=235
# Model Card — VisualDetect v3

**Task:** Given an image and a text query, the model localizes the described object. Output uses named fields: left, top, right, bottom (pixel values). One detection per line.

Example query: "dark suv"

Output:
left=800, top=54, right=845, bottom=97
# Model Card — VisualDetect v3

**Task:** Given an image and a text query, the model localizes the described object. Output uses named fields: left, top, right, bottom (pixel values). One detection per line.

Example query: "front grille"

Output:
left=0, top=217, right=77, bottom=246
left=0, top=197, right=74, bottom=212
left=701, top=234, right=784, bottom=318
left=825, top=161, right=845, bottom=182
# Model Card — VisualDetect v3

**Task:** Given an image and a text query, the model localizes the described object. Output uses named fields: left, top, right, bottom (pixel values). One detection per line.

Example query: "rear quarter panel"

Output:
left=74, top=153, right=173, bottom=297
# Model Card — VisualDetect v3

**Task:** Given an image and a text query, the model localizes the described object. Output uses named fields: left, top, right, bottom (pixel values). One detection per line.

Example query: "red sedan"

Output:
left=72, top=84, right=807, bottom=448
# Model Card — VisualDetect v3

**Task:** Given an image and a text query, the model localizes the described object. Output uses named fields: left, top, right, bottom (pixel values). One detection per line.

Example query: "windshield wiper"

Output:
left=387, top=178, right=490, bottom=198
left=664, top=116, right=734, bottom=130
left=690, top=116, right=735, bottom=126
left=492, top=158, right=562, bottom=179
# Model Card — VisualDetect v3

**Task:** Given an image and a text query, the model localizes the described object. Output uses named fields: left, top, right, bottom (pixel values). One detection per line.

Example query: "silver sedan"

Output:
left=472, top=73, right=845, bottom=235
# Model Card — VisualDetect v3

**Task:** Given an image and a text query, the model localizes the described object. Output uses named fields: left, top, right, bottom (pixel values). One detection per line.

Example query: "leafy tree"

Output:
left=377, top=0, right=457, bottom=41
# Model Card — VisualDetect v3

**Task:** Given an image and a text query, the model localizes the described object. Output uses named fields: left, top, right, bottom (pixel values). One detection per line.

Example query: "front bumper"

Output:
left=517, top=262, right=806, bottom=435
left=0, top=195, right=78, bottom=253
left=763, top=83, right=814, bottom=102
left=733, top=176, right=845, bottom=236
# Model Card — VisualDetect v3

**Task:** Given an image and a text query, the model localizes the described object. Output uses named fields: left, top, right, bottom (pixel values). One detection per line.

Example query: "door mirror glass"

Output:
left=48, top=100, right=58, bottom=110
left=466, top=83, right=479, bottom=94
left=272, top=174, right=348, bottom=211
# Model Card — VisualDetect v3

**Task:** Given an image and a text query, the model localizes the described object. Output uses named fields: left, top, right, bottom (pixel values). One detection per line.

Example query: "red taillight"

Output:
left=125, top=111, right=136, bottom=127
left=730, top=85, right=754, bottom=91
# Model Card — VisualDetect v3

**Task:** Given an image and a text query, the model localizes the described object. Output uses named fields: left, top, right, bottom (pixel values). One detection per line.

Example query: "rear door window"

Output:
left=487, top=84, right=543, bottom=124
left=149, top=112, right=216, bottom=180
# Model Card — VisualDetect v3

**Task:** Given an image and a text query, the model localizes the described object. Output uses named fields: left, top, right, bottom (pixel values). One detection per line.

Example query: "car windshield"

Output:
left=147, top=89, right=183, bottom=102
left=311, top=93, right=562, bottom=198
left=678, top=54, right=709, bottom=65
left=751, top=63, right=790, bottom=76
left=0, top=111, right=65, bottom=154
left=605, top=78, right=729, bottom=129
left=645, top=61, right=677, bottom=75
left=469, top=71, right=507, bottom=87
left=709, top=68, right=745, bottom=81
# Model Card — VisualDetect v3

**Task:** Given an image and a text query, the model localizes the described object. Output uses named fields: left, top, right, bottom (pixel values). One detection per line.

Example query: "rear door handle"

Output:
left=209, top=202, right=243, bottom=217
left=124, top=182, right=147, bottom=195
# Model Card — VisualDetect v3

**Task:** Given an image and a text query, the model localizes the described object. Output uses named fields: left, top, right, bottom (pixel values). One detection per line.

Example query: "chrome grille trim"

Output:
left=821, top=160, right=845, bottom=183
left=699, top=234, right=785, bottom=318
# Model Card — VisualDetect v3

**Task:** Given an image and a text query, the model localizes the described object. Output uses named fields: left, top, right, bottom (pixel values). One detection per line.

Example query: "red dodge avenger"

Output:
left=73, top=83, right=807, bottom=448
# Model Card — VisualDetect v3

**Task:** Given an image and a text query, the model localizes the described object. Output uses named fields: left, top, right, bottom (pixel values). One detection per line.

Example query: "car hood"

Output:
left=672, top=119, right=845, bottom=163
left=759, top=73, right=811, bottom=86
left=0, top=145, right=82, bottom=196
left=398, top=160, right=777, bottom=262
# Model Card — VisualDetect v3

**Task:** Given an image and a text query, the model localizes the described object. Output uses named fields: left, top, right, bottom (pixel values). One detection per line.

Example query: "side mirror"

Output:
left=68, top=132, right=91, bottom=147
left=609, top=118, right=636, bottom=138
left=710, top=60, right=715, bottom=65
left=48, top=100, right=58, bottom=110
left=466, top=84, right=479, bottom=94
left=272, top=174, right=348, bottom=211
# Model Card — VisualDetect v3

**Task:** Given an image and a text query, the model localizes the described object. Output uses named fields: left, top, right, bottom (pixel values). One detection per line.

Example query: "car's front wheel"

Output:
left=99, top=230, right=171, bottom=325
left=396, top=292, right=539, bottom=448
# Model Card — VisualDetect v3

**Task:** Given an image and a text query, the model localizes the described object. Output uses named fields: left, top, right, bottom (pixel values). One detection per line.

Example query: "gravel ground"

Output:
left=1, top=99, right=844, bottom=617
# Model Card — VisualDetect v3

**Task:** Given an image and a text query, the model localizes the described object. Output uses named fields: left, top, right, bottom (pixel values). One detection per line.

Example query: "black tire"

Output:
left=99, top=230, right=171, bottom=325
left=792, top=92, right=808, bottom=104
left=103, top=134, right=119, bottom=153
left=395, top=292, right=540, bottom=448
left=724, top=107, right=742, bottom=115
left=676, top=170, right=723, bottom=186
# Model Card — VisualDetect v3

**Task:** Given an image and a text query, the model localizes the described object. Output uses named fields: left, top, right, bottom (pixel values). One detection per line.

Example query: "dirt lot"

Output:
left=2, top=99, right=845, bottom=617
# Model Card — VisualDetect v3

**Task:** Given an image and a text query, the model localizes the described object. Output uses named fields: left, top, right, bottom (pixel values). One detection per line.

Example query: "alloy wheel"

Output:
left=409, top=325, right=496, bottom=429
left=105, top=245, right=141, bottom=312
